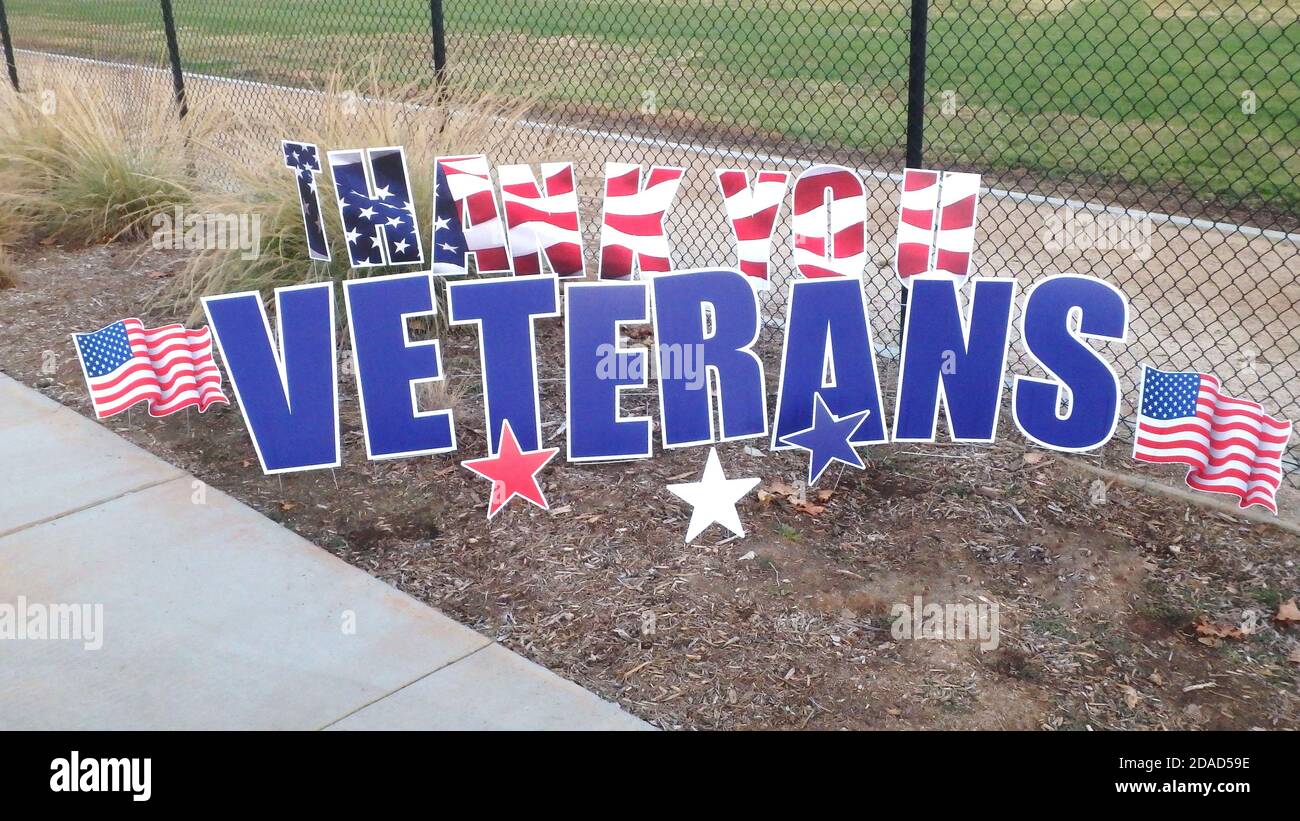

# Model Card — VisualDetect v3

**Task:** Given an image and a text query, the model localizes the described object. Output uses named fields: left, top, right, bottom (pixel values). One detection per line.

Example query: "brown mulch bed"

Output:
left=2, top=243, right=1297, bottom=730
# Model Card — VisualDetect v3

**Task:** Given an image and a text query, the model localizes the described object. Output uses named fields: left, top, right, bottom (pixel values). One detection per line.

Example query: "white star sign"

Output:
left=667, top=447, right=760, bottom=544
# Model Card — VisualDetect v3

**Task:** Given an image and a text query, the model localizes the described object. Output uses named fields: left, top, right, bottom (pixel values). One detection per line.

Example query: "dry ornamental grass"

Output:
left=0, top=73, right=208, bottom=246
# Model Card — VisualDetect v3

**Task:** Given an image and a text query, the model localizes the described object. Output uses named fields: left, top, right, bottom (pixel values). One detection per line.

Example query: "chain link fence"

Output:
left=2, top=0, right=1297, bottom=482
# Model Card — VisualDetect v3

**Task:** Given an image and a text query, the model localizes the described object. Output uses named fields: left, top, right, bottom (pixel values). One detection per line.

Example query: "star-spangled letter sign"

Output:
left=282, top=141, right=330, bottom=262
left=328, top=147, right=424, bottom=268
left=430, top=162, right=469, bottom=275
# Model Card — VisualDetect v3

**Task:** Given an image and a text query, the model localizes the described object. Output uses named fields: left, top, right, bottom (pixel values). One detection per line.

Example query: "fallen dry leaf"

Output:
left=792, top=500, right=825, bottom=516
left=764, top=480, right=800, bottom=498
left=1275, top=598, right=1300, bottom=626
left=1193, top=615, right=1247, bottom=643
left=1089, top=478, right=1108, bottom=505
left=759, top=480, right=830, bottom=515
left=1288, top=647, right=1300, bottom=665
left=1121, top=685, right=1141, bottom=709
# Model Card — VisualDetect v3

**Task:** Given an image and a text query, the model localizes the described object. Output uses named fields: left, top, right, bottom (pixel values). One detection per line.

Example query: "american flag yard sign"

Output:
left=72, top=319, right=228, bottom=419
left=282, top=140, right=330, bottom=262
left=1134, top=366, right=1293, bottom=513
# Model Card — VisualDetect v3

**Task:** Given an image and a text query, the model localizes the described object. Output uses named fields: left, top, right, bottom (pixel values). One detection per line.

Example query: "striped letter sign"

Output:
left=716, top=168, right=790, bottom=285
left=894, top=168, right=982, bottom=286
left=790, top=165, right=866, bottom=279
left=598, top=163, right=684, bottom=280
left=498, top=162, right=585, bottom=278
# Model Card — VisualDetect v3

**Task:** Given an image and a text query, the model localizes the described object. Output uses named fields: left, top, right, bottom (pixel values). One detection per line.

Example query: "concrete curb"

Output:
left=1058, top=456, right=1300, bottom=537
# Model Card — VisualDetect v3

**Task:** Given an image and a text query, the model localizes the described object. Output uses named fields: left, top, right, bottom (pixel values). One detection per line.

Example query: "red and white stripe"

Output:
left=498, top=162, right=585, bottom=278
left=894, top=168, right=982, bottom=285
left=790, top=164, right=866, bottom=279
left=597, top=162, right=683, bottom=280
left=715, top=168, right=789, bottom=285
left=1134, top=374, right=1293, bottom=512
left=87, top=320, right=227, bottom=418
left=934, top=171, right=980, bottom=277
left=894, top=168, right=939, bottom=280
left=435, top=154, right=512, bottom=273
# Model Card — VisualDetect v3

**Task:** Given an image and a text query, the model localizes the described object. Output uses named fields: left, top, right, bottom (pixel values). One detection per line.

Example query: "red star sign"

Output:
left=461, top=419, right=560, bottom=519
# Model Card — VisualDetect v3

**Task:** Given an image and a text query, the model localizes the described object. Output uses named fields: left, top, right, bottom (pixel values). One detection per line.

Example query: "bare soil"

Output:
left=1, top=243, right=1298, bottom=730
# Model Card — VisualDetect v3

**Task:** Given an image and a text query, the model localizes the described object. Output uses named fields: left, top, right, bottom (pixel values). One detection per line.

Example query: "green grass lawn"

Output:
left=6, top=0, right=1298, bottom=212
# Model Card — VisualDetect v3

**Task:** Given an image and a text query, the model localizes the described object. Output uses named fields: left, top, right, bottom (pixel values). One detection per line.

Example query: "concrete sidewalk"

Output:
left=0, top=373, right=647, bottom=730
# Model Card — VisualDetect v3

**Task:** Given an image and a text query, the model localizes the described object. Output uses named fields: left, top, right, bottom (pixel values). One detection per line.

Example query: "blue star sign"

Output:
left=779, top=394, right=871, bottom=485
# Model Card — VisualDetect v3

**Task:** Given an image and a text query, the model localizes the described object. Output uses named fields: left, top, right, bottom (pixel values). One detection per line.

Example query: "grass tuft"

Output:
left=0, top=74, right=215, bottom=245
left=0, top=242, right=17, bottom=289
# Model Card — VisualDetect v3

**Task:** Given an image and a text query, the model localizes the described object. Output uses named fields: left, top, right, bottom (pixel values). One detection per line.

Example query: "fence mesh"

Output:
left=3, top=0, right=1297, bottom=482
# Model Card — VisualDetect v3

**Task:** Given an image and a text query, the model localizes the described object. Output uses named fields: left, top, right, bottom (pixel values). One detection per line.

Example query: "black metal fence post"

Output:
left=159, top=0, right=187, bottom=118
left=899, top=0, right=929, bottom=339
left=429, top=0, right=447, bottom=90
left=0, top=0, right=20, bottom=92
